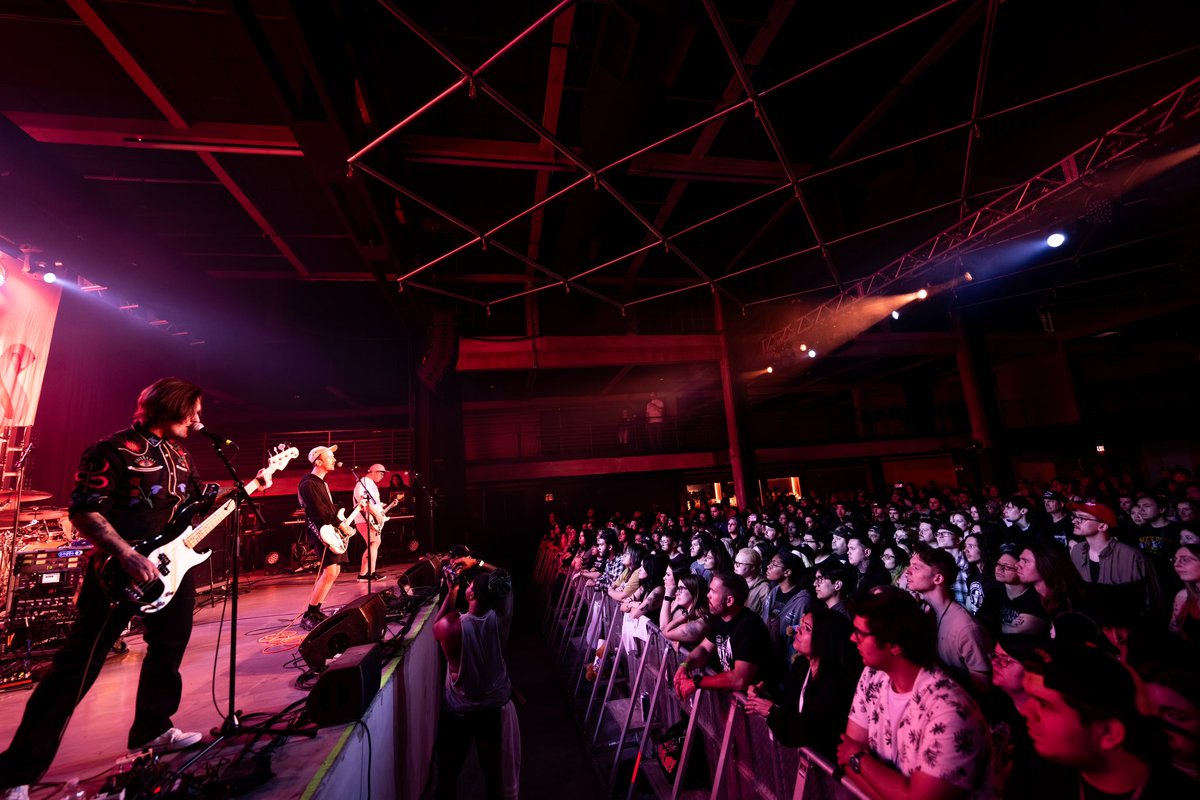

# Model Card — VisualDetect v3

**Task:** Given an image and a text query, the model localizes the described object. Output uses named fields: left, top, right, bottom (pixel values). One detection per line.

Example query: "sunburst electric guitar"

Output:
left=99, top=443, right=299, bottom=614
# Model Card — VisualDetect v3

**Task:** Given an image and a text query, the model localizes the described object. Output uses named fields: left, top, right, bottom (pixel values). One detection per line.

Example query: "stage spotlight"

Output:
left=42, top=271, right=57, bottom=284
left=916, top=289, right=928, bottom=300
left=963, top=271, right=973, bottom=282
left=766, top=366, right=774, bottom=374
left=891, top=310, right=900, bottom=320
left=799, top=343, right=808, bottom=352
left=807, top=350, right=817, bottom=359
left=1046, top=232, right=1066, bottom=248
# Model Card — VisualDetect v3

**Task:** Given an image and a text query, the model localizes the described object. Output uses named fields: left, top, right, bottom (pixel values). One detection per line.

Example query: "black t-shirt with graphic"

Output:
left=708, top=606, right=771, bottom=675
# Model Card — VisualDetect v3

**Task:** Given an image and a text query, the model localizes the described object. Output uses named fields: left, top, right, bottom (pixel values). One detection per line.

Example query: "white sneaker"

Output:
left=134, top=727, right=202, bottom=753
left=2, top=786, right=29, bottom=800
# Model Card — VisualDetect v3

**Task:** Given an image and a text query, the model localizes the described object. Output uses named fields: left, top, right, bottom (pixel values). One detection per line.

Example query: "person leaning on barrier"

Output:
left=673, top=571, right=772, bottom=700
left=836, top=586, right=994, bottom=800
left=744, top=607, right=862, bottom=758
left=659, top=569, right=711, bottom=651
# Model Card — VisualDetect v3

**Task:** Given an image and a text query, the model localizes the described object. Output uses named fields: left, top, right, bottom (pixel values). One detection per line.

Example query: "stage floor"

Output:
left=0, top=560, right=420, bottom=798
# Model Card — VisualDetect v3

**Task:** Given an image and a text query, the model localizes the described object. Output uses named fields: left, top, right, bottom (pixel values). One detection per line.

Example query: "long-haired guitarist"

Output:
left=298, top=445, right=355, bottom=630
left=0, top=377, right=269, bottom=798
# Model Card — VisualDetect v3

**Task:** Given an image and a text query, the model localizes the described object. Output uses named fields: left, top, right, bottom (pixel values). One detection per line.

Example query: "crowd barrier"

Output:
left=534, top=541, right=871, bottom=800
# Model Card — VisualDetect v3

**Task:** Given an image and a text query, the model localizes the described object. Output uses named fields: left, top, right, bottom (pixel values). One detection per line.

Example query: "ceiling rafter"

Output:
left=622, top=0, right=797, bottom=288
left=63, top=0, right=312, bottom=277
left=761, top=75, right=1200, bottom=357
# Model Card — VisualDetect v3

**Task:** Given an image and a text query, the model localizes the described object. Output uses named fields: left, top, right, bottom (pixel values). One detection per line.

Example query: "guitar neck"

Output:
left=182, top=478, right=263, bottom=550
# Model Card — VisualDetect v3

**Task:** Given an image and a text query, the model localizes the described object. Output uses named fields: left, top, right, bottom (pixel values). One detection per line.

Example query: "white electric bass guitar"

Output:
left=100, top=444, right=299, bottom=614
left=318, top=500, right=371, bottom=555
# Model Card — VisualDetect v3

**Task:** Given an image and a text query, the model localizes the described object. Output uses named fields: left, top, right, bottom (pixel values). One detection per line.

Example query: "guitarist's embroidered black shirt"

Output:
left=69, top=424, right=200, bottom=543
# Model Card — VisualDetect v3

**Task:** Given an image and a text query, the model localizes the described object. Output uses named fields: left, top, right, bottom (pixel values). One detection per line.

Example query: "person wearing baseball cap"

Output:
left=298, top=444, right=355, bottom=630
left=1043, top=490, right=1074, bottom=547
left=352, top=463, right=389, bottom=582
left=1068, top=501, right=1163, bottom=625
left=1021, top=643, right=1192, bottom=797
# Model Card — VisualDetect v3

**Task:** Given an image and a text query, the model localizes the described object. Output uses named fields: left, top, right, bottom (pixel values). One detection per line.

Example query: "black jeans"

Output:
left=435, top=704, right=505, bottom=800
left=0, top=562, right=195, bottom=788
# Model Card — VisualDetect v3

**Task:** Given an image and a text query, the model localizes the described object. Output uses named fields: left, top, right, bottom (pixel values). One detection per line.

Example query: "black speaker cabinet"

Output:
left=299, top=592, right=387, bottom=670
left=306, top=643, right=382, bottom=726
left=398, top=554, right=443, bottom=591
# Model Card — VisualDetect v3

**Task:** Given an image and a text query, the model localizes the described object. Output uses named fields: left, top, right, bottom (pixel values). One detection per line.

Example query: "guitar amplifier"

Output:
left=10, top=547, right=91, bottom=620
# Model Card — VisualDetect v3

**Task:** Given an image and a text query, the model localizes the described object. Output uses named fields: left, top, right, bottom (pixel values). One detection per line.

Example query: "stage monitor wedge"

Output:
left=306, top=643, right=382, bottom=726
left=299, top=592, right=387, bottom=671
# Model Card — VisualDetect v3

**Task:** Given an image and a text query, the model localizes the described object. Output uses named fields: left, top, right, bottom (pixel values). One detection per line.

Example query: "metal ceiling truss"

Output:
left=351, top=0, right=964, bottom=313
left=760, top=75, right=1200, bottom=358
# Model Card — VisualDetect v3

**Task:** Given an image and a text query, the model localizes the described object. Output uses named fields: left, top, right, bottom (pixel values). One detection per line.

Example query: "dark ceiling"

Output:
left=1, top=0, right=1198, bottom=414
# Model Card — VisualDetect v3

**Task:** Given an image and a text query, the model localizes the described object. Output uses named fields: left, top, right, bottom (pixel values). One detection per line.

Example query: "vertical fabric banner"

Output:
left=0, top=252, right=62, bottom=427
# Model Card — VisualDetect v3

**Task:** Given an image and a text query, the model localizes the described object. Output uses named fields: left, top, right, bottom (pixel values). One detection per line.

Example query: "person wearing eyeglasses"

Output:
left=732, top=547, right=772, bottom=615
left=1168, top=542, right=1200, bottom=642
left=352, top=463, right=389, bottom=581
left=1067, top=501, right=1163, bottom=624
left=976, top=545, right=1050, bottom=647
left=836, top=587, right=994, bottom=799
left=813, top=561, right=854, bottom=619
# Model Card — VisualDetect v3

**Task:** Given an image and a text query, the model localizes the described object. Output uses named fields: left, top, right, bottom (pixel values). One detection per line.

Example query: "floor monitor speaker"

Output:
left=306, top=643, right=382, bottom=726
left=298, top=592, right=387, bottom=671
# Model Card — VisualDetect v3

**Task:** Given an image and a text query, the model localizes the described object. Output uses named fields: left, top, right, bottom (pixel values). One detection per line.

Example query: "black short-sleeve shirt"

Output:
left=709, top=606, right=772, bottom=675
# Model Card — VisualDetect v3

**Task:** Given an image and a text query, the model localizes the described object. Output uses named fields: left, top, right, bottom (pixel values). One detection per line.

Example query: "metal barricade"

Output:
left=792, top=748, right=873, bottom=800
left=535, top=552, right=873, bottom=800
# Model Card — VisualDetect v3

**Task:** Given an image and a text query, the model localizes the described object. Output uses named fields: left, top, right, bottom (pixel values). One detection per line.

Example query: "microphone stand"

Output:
left=407, top=470, right=437, bottom=554
left=349, top=467, right=376, bottom=594
left=175, top=437, right=315, bottom=777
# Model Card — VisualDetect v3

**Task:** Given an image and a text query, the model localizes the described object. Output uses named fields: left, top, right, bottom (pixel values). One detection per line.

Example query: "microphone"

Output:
left=191, top=423, right=235, bottom=446
left=336, top=461, right=344, bottom=468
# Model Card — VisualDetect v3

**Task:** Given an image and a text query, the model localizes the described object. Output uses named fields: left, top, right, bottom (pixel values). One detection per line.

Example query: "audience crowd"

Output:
left=545, top=466, right=1200, bottom=799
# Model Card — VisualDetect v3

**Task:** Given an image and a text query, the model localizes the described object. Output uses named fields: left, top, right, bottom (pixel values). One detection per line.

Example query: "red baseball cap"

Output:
left=1068, top=501, right=1117, bottom=528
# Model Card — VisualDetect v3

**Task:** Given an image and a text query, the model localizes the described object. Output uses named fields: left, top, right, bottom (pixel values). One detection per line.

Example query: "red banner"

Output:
left=0, top=253, right=62, bottom=427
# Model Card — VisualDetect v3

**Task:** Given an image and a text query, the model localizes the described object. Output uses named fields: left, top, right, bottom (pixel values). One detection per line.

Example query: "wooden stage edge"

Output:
left=0, top=559, right=441, bottom=800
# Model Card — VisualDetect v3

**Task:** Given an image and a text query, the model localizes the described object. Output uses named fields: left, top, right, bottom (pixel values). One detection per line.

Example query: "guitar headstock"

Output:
left=266, top=442, right=300, bottom=474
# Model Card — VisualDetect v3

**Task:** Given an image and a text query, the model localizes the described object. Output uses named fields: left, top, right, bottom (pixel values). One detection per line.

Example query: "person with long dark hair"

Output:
left=659, top=571, right=711, bottom=650
left=0, top=378, right=271, bottom=797
left=744, top=608, right=862, bottom=757
left=1017, top=541, right=1087, bottom=620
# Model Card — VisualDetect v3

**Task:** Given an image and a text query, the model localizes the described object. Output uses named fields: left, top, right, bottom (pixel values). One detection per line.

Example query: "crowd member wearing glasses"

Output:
left=977, top=544, right=1050, bottom=651
left=1169, top=543, right=1200, bottom=642
left=760, top=552, right=814, bottom=670
left=980, top=638, right=1074, bottom=798
left=732, top=547, right=771, bottom=614
left=881, top=544, right=910, bottom=586
left=1137, top=659, right=1200, bottom=784
left=813, top=562, right=854, bottom=619
left=837, top=587, right=994, bottom=799
left=1067, top=501, right=1164, bottom=624
left=745, top=608, right=861, bottom=758
left=352, top=463, right=389, bottom=581
left=659, top=570, right=711, bottom=651
left=1020, top=643, right=1194, bottom=799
